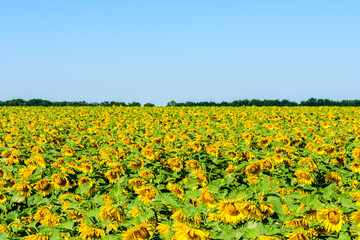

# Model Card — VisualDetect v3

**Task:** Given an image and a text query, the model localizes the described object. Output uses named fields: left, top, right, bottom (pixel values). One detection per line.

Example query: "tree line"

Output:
left=0, top=99, right=152, bottom=107
left=166, top=98, right=360, bottom=107
left=1, top=98, right=360, bottom=107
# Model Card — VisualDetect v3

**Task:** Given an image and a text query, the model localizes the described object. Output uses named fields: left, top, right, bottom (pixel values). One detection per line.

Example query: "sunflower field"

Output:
left=1, top=106, right=360, bottom=240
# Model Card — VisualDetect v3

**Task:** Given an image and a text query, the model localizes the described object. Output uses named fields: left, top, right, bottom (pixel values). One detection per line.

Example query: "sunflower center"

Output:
left=225, top=203, right=240, bottom=216
left=328, top=211, right=340, bottom=224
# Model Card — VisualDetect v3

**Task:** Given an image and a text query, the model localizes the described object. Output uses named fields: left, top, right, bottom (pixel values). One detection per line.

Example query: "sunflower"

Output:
left=350, top=162, right=360, bottom=173
left=79, top=222, right=105, bottom=240
left=172, top=209, right=201, bottom=225
left=156, top=223, right=170, bottom=237
left=318, top=207, right=343, bottom=232
left=200, top=189, right=217, bottom=208
left=285, top=218, right=309, bottom=229
left=24, top=235, right=49, bottom=240
left=129, top=178, right=145, bottom=190
left=225, top=165, right=238, bottom=174
left=102, top=195, right=114, bottom=205
left=78, top=177, right=93, bottom=187
left=41, top=215, right=60, bottom=226
left=185, top=160, right=201, bottom=170
left=166, top=158, right=183, bottom=172
left=352, top=147, right=360, bottom=160
left=167, top=183, right=184, bottom=199
left=104, top=170, right=120, bottom=184
left=245, top=162, right=262, bottom=176
left=122, top=223, right=152, bottom=240
left=240, top=202, right=263, bottom=220
left=35, top=179, right=53, bottom=196
left=192, top=170, right=208, bottom=186
left=286, top=230, right=309, bottom=240
left=139, top=170, right=154, bottom=179
left=0, top=168, right=5, bottom=178
left=18, top=167, right=34, bottom=179
left=218, top=200, right=245, bottom=224
left=173, top=221, right=210, bottom=240
left=261, top=159, right=274, bottom=171
left=0, top=224, right=8, bottom=235
left=16, top=183, right=32, bottom=197
left=129, top=159, right=144, bottom=170
left=0, top=192, right=6, bottom=203
left=294, top=169, right=314, bottom=185
left=51, top=174, right=68, bottom=189
left=351, top=209, right=360, bottom=227
left=258, top=236, right=282, bottom=240
left=98, top=205, right=125, bottom=223
left=324, top=172, right=342, bottom=185
left=34, top=207, right=52, bottom=222
left=137, top=186, right=156, bottom=204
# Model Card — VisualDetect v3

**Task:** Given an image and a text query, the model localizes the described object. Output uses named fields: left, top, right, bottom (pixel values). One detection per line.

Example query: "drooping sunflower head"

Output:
left=167, top=183, right=184, bottom=199
left=79, top=222, right=105, bottom=240
left=105, top=170, right=120, bottom=184
left=294, top=169, right=314, bottom=185
left=35, top=179, right=53, bottom=196
left=185, top=160, right=201, bottom=170
left=324, top=172, right=342, bottom=185
left=245, top=162, right=262, bottom=176
left=200, top=189, right=217, bottom=208
left=173, top=221, right=210, bottom=240
left=286, top=230, right=309, bottom=240
left=122, top=223, right=152, bottom=240
left=51, top=173, right=68, bottom=189
left=351, top=209, right=360, bottom=227
left=218, top=200, right=244, bottom=224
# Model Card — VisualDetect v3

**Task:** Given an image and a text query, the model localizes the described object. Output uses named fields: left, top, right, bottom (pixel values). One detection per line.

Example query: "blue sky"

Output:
left=1, top=1, right=359, bottom=106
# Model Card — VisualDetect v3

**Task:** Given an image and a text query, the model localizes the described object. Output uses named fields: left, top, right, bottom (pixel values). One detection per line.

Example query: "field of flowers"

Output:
left=1, top=106, right=360, bottom=240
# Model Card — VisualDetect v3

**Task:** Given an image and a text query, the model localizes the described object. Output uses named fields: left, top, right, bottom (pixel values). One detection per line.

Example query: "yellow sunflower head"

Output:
left=318, top=207, right=343, bottom=233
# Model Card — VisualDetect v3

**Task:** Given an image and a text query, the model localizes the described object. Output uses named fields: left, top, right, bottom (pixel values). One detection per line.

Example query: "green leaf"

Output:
left=338, top=232, right=351, bottom=240
left=58, top=220, right=74, bottom=230
left=84, top=208, right=101, bottom=218
left=0, top=233, right=6, bottom=240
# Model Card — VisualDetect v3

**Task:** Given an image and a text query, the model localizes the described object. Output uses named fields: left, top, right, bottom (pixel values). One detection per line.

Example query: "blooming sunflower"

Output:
left=156, top=223, right=170, bottom=237
left=350, top=162, right=360, bottom=173
left=173, top=221, right=210, bottom=240
left=105, top=170, right=120, bottom=184
left=35, top=179, right=53, bottom=196
left=318, top=207, right=343, bottom=232
left=240, top=202, right=263, bottom=220
left=200, top=189, right=217, bottom=208
left=285, top=218, right=309, bottom=230
left=185, top=160, right=201, bottom=170
left=218, top=200, right=245, bottom=224
left=129, top=159, right=144, bottom=170
left=122, top=223, right=152, bottom=240
left=192, top=169, right=208, bottom=186
left=16, top=183, right=32, bottom=197
left=0, top=193, right=6, bottom=203
left=139, top=170, right=154, bottom=179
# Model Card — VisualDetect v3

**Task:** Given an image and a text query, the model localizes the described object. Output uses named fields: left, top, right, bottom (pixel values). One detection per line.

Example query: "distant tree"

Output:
left=167, top=100, right=177, bottom=107
left=128, top=102, right=141, bottom=107
left=144, top=103, right=155, bottom=107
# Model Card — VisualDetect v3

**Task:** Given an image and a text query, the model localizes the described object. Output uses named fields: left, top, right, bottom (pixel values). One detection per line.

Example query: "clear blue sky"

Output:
left=1, top=1, right=359, bottom=106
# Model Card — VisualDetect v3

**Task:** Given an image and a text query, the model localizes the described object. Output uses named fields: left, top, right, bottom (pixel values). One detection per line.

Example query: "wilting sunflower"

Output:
left=245, top=162, right=262, bottom=176
left=185, top=160, right=201, bottom=170
left=129, top=178, right=145, bottom=190
left=192, top=169, right=208, bottom=186
left=218, top=200, right=245, bottom=224
left=166, top=158, right=183, bottom=172
left=137, top=186, right=156, bottom=204
left=200, top=189, right=217, bottom=208
left=156, top=223, right=170, bottom=237
left=35, top=179, right=53, bottom=196
left=294, top=169, right=314, bottom=185
left=105, top=170, right=120, bottom=184
left=139, top=170, right=154, bottom=179
left=240, top=202, right=263, bottom=220
left=318, top=207, right=343, bottom=232
left=0, top=168, right=5, bottom=178
left=98, top=205, right=125, bottom=223
left=172, top=209, right=201, bottom=225
left=351, top=208, right=360, bottom=227
left=324, top=172, right=342, bottom=185
left=41, top=215, right=60, bottom=227
left=78, top=177, right=93, bottom=187
left=167, top=183, right=184, bottom=199
left=122, top=223, right=152, bottom=240
left=129, top=159, right=144, bottom=170
left=0, top=193, right=6, bottom=203
left=286, top=230, right=309, bottom=240
left=79, top=222, right=105, bottom=240
left=285, top=218, right=309, bottom=230
left=24, top=235, right=49, bottom=240
left=51, top=174, right=68, bottom=189
left=18, top=167, right=34, bottom=179
left=173, top=221, right=210, bottom=240
left=0, top=224, right=8, bottom=235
